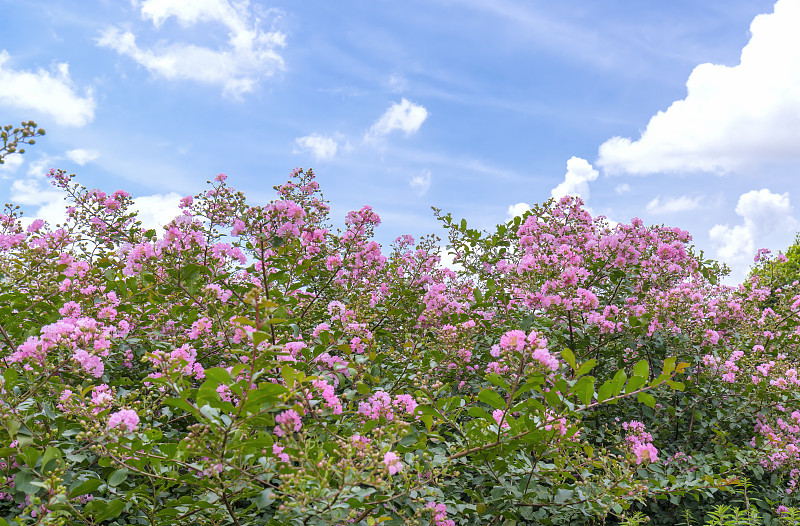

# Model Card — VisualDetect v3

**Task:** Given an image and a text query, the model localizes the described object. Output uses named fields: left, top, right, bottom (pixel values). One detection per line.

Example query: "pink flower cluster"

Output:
left=487, top=329, right=559, bottom=376
left=274, top=409, right=302, bottom=437
left=623, top=421, right=658, bottom=464
left=383, top=451, right=403, bottom=475
left=426, top=502, right=455, bottom=526
left=107, top=409, right=139, bottom=432
left=9, top=316, right=113, bottom=378
left=357, top=391, right=418, bottom=421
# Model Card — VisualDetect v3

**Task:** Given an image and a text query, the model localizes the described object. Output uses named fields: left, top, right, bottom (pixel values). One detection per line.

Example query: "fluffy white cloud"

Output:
left=614, top=183, right=631, bottom=194
left=0, top=153, right=24, bottom=179
left=438, top=245, right=465, bottom=273
left=507, top=202, right=530, bottom=219
left=645, top=195, right=704, bottom=214
left=409, top=170, right=431, bottom=195
left=550, top=157, right=598, bottom=201
left=0, top=51, right=95, bottom=127
left=65, top=148, right=100, bottom=166
left=710, top=189, right=797, bottom=277
left=366, top=99, right=428, bottom=139
left=98, top=0, right=286, bottom=97
left=10, top=175, right=67, bottom=226
left=131, top=192, right=184, bottom=231
left=294, top=134, right=338, bottom=161
left=598, top=0, right=800, bottom=174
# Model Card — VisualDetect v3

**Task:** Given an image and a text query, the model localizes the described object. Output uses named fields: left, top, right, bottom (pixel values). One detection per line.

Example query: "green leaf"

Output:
left=633, top=359, right=649, bottom=379
left=164, top=397, right=199, bottom=416
left=108, top=468, right=128, bottom=487
left=637, top=392, right=656, bottom=409
left=95, top=499, right=126, bottom=522
left=69, top=478, right=103, bottom=498
left=478, top=389, right=506, bottom=410
left=625, top=375, right=647, bottom=394
left=662, top=356, right=676, bottom=375
left=14, top=468, right=39, bottom=494
left=420, top=414, right=433, bottom=432
left=597, top=379, right=615, bottom=404
left=204, top=367, right=231, bottom=385
left=575, top=359, right=597, bottom=377
left=3, top=368, right=18, bottom=387
left=666, top=380, right=685, bottom=391
left=561, top=348, right=576, bottom=371
left=41, top=446, right=62, bottom=472
left=611, top=369, right=628, bottom=393
left=21, top=446, right=39, bottom=468
left=486, top=373, right=511, bottom=390
left=468, top=406, right=492, bottom=420
left=572, top=376, right=595, bottom=406
left=253, top=331, right=269, bottom=346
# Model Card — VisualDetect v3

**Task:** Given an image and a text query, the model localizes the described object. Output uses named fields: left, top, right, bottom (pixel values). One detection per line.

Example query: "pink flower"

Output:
left=492, top=409, right=510, bottom=429
left=27, top=219, right=45, bottom=233
left=384, top=451, right=403, bottom=475
left=107, top=409, right=139, bottom=432
left=273, top=443, right=289, bottom=463
left=274, top=409, right=302, bottom=436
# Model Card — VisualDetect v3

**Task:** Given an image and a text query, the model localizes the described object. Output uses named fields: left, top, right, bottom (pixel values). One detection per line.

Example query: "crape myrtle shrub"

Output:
left=0, top=167, right=799, bottom=526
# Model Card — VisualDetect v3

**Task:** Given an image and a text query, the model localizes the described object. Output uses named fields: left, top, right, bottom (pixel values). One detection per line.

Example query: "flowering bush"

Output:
left=0, top=160, right=799, bottom=525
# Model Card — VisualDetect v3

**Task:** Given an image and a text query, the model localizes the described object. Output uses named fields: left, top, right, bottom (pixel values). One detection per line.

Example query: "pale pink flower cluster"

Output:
left=312, top=379, right=343, bottom=414
left=623, top=420, right=658, bottom=464
left=383, top=451, right=403, bottom=475
left=357, top=391, right=418, bottom=421
left=426, top=502, right=455, bottom=526
left=274, top=409, right=302, bottom=436
left=487, top=329, right=559, bottom=375
left=273, top=443, right=289, bottom=463
left=107, top=409, right=139, bottom=432
left=9, top=316, right=113, bottom=378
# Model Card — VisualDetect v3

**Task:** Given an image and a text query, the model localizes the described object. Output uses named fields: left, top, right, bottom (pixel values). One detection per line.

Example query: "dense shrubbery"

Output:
left=2, top=140, right=800, bottom=524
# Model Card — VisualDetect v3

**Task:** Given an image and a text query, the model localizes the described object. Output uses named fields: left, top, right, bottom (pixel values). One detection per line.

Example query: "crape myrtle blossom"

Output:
left=358, top=391, right=419, bottom=421
left=6, top=164, right=800, bottom=523
left=383, top=451, right=403, bottom=475
left=623, top=421, right=658, bottom=465
left=426, top=502, right=456, bottom=526
left=8, top=316, right=113, bottom=378
left=107, top=409, right=139, bottom=432
left=487, top=329, right=559, bottom=378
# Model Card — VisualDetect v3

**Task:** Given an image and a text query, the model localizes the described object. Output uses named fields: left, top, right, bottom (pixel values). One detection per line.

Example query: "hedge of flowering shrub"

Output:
left=1, top=164, right=800, bottom=525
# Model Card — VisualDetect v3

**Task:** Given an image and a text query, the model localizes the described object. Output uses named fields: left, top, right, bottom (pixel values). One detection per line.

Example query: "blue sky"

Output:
left=1, top=0, right=799, bottom=282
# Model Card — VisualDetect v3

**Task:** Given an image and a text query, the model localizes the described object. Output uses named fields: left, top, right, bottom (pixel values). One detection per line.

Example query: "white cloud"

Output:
left=598, top=0, right=800, bottom=174
left=438, top=245, right=465, bottom=273
left=0, top=51, right=95, bottom=127
left=0, top=153, right=24, bottom=179
left=507, top=202, right=530, bottom=219
left=366, top=98, right=428, bottom=140
left=646, top=195, right=704, bottom=214
left=550, top=156, right=598, bottom=201
left=10, top=175, right=67, bottom=226
left=98, top=0, right=286, bottom=97
left=65, top=148, right=100, bottom=166
left=409, top=170, right=431, bottom=195
left=615, top=183, right=631, bottom=194
left=388, top=73, right=408, bottom=93
left=131, top=192, right=183, bottom=231
left=293, top=134, right=338, bottom=161
left=710, top=189, right=797, bottom=280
